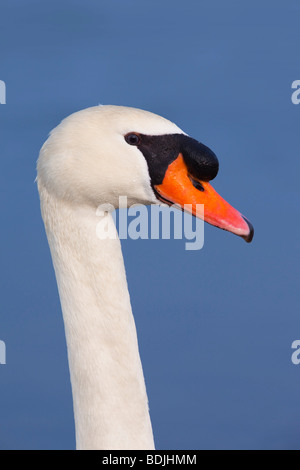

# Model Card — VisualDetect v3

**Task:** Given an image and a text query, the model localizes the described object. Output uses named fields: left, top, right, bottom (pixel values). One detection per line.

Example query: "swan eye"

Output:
left=125, top=133, right=140, bottom=146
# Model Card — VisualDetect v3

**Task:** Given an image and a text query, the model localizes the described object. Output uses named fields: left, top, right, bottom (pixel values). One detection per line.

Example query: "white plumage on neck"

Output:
left=39, top=184, right=155, bottom=449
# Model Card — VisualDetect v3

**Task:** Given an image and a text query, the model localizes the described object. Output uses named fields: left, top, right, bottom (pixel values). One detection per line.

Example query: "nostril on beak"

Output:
left=188, top=175, right=205, bottom=191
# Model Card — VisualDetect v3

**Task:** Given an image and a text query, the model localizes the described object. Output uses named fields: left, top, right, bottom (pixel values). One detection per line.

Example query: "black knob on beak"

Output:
left=180, top=135, right=219, bottom=182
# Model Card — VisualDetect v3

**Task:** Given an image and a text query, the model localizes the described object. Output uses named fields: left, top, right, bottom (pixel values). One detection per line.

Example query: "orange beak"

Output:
left=154, top=154, right=254, bottom=242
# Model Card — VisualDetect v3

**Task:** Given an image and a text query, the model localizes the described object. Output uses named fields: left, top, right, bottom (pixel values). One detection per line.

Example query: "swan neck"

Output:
left=39, top=186, right=154, bottom=450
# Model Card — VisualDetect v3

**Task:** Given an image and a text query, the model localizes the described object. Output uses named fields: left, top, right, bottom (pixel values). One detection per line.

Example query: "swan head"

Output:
left=37, top=105, right=253, bottom=242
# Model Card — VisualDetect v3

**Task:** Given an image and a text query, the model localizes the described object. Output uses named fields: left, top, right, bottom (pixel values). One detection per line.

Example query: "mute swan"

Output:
left=37, top=105, right=253, bottom=450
